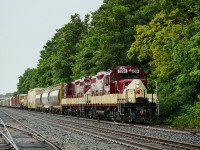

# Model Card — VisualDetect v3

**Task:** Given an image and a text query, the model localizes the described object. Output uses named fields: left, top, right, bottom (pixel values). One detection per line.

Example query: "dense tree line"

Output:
left=17, top=0, right=200, bottom=127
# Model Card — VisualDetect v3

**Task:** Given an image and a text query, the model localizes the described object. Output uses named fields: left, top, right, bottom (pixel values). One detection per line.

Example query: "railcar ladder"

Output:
left=117, top=99, right=125, bottom=115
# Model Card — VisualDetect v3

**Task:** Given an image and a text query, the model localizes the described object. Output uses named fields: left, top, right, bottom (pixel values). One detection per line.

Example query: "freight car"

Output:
left=0, top=66, right=158, bottom=123
left=11, top=96, right=18, bottom=107
left=18, top=94, right=27, bottom=108
left=28, top=88, right=44, bottom=110
left=0, top=97, right=12, bottom=107
left=41, top=85, right=60, bottom=112
left=61, top=66, right=158, bottom=122
left=26, top=86, right=61, bottom=112
left=0, top=94, right=28, bottom=108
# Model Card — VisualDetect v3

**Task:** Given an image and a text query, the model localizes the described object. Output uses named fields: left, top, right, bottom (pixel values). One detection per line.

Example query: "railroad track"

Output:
left=0, top=110, right=62, bottom=150
left=24, top=109, right=200, bottom=136
left=4, top=108, right=200, bottom=150
left=0, top=119, right=15, bottom=149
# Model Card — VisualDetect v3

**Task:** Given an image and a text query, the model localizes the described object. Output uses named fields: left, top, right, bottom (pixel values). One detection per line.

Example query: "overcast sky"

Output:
left=0, top=0, right=103, bottom=95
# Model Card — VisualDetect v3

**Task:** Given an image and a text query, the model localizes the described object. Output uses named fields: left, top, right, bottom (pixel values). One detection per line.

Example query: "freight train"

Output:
left=0, top=66, right=158, bottom=122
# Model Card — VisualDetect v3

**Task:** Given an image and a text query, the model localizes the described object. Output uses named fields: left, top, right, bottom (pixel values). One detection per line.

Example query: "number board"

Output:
left=132, top=69, right=140, bottom=73
left=118, top=66, right=127, bottom=73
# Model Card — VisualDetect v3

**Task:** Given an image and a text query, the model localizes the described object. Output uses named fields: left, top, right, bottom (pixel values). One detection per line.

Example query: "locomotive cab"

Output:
left=109, top=66, right=147, bottom=94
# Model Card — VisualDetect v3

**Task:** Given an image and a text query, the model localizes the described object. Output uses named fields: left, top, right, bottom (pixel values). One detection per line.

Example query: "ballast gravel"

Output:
left=72, top=118, right=200, bottom=145
left=21, top=119, right=133, bottom=150
left=2, top=108, right=133, bottom=150
left=2, top=108, right=200, bottom=149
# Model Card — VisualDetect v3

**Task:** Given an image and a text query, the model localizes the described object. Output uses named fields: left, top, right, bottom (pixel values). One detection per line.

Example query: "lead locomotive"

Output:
left=61, top=66, right=158, bottom=122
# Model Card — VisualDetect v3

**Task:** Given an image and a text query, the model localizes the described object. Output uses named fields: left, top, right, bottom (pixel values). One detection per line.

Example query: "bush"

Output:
left=172, top=102, right=200, bottom=128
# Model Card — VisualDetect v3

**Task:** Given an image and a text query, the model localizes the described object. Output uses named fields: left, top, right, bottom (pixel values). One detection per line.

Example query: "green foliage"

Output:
left=189, top=32, right=200, bottom=83
left=71, top=0, right=159, bottom=79
left=18, top=13, right=87, bottom=93
left=17, top=68, right=39, bottom=93
left=128, top=10, right=187, bottom=79
left=12, top=91, right=18, bottom=96
left=158, top=81, right=179, bottom=117
left=160, top=0, right=200, bottom=25
left=127, top=0, right=200, bottom=127
left=37, top=13, right=87, bottom=86
left=16, top=0, right=200, bottom=128
left=173, top=101, right=200, bottom=128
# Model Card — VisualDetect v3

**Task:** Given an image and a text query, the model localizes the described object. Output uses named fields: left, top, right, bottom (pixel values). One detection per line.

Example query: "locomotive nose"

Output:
left=118, top=80, right=132, bottom=92
left=124, top=81, right=130, bottom=86
left=121, top=80, right=132, bottom=87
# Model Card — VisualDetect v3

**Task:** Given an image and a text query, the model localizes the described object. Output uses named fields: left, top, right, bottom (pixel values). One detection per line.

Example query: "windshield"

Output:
left=129, top=73, right=139, bottom=79
left=118, top=73, right=141, bottom=80
left=118, top=74, right=128, bottom=80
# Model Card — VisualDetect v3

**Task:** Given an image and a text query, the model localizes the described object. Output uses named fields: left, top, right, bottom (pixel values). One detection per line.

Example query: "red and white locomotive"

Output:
left=61, top=66, right=158, bottom=122
left=0, top=66, right=158, bottom=123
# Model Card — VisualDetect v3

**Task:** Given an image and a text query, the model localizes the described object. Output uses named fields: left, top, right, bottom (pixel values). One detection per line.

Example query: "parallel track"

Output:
left=0, top=109, right=62, bottom=150
left=5, top=108, right=200, bottom=150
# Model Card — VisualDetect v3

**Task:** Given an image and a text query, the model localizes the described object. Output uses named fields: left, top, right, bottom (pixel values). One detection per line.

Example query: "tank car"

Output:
left=28, top=88, right=44, bottom=110
left=41, top=89, right=50, bottom=111
left=48, top=85, right=60, bottom=113
left=61, top=66, right=158, bottom=123
left=35, top=92, right=42, bottom=110
left=40, top=85, right=61, bottom=113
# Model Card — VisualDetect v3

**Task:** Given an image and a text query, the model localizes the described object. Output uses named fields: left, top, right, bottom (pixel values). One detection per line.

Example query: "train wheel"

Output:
left=97, top=116, right=100, bottom=122
left=121, top=116, right=124, bottom=123
left=113, top=110, right=117, bottom=122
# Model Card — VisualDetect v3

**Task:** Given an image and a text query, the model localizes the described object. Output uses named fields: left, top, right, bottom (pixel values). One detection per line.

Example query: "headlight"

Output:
left=128, top=98, right=132, bottom=102
left=148, top=98, right=152, bottom=102
left=135, top=81, right=139, bottom=88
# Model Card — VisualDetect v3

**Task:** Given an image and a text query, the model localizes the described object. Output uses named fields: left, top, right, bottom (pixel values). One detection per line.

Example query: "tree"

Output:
left=36, top=13, right=87, bottom=86
left=17, top=68, right=38, bottom=93
left=72, top=0, right=159, bottom=79
left=128, top=1, right=200, bottom=121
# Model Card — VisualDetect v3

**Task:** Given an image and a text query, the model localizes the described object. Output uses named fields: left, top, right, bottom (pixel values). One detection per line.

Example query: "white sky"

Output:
left=0, top=0, right=103, bottom=95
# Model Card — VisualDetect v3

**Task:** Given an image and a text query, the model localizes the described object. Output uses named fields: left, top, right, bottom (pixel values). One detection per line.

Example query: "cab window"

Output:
left=111, top=74, right=116, bottom=82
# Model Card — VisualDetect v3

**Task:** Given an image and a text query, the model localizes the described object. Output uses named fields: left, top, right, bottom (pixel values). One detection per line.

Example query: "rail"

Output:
left=0, top=118, right=19, bottom=150
left=2, top=112, right=62, bottom=150
left=7, top=109, right=200, bottom=150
